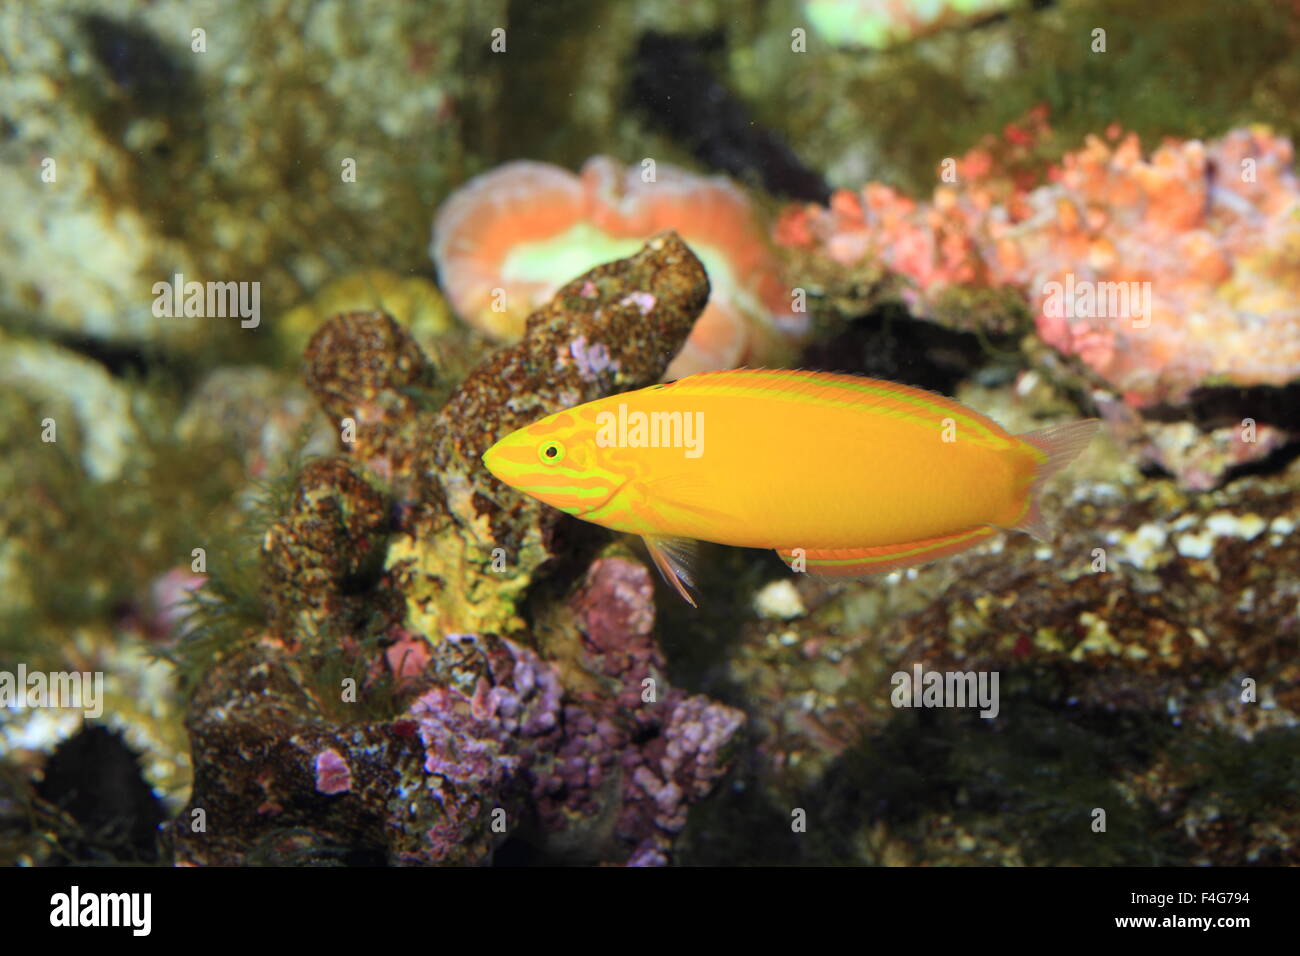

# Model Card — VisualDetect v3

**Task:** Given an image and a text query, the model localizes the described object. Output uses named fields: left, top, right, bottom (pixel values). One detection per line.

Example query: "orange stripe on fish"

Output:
left=482, top=369, right=1099, bottom=605
left=776, top=526, right=1001, bottom=577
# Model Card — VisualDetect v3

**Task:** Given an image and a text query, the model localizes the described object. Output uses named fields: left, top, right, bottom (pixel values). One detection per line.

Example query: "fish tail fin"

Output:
left=1014, top=419, right=1101, bottom=541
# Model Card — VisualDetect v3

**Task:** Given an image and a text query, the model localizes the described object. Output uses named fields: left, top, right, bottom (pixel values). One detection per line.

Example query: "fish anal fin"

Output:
left=777, top=526, right=999, bottom=578
left=1013, top=500, right=1052, bottom=542
left=644, top=535, right=700, bottom=607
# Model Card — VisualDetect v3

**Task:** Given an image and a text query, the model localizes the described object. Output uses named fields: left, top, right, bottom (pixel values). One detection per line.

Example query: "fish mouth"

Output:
left=480, top=438, right=517, bottom=483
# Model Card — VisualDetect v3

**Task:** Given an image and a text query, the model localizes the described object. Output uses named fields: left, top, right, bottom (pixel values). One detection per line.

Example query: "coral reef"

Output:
left=172, top=234, right=744, bottom=865
left=432, top=157, right=806, bottom=377
left=779, top=123, right=1300, bottom=403
left=4, top=0, right=1298, bottom=873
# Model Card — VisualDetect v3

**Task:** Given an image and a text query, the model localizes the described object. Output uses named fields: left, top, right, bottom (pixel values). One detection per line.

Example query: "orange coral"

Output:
left=777, top=122, right=1300, bottom=405
left=432, top=157, right=805, bottom=377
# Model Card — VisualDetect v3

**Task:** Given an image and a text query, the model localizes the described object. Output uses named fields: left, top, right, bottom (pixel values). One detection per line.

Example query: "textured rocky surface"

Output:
left=172, top=234, right=746, bottom=865
left=0, top=0, right=503, bottom=353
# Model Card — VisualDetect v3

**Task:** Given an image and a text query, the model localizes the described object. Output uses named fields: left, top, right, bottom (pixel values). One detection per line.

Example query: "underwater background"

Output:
left=1, top=0, right=1298, bottom=866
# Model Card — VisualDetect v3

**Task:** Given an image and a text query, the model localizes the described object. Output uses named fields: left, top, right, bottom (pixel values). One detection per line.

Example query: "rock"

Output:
left=173, top=235, right=743, bottom=865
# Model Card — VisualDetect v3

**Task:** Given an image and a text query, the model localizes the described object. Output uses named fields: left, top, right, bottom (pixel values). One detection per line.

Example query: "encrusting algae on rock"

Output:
left=273, top=269, right=484, bottom=390
left=172, top=233, right=745, bottom=866
left=403, top=230, right=713, bottom=637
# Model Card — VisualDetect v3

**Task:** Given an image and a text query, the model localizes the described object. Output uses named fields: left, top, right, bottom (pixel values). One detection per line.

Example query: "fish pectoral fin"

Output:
left=643, top=535, right=700, bottom=607
left=777, top=526, right=1000, bottom=578
left=638, top=474, right=734, bottom=523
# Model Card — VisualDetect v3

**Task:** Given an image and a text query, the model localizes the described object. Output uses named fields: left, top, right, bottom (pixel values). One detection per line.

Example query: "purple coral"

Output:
left=393, top=562, right=745, bottom=865
left=567, top=335, right=619, bottom=381
left=615, top=695, right=745, bottom=841
left=567, top=555, right=746, bottom=860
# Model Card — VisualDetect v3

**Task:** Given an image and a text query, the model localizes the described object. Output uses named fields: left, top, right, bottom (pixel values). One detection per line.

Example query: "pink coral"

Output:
left=778, top=122, right=1300, bottom=407
left=1003, top=127, right=1300, bottom=405
left=313, top=749, right=352, bottom=795
left=384, top=628, right=432, bottom=685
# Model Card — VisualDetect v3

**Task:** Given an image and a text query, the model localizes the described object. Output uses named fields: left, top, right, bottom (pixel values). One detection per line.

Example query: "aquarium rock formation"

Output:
left=172, top=233, right=745, bottom=866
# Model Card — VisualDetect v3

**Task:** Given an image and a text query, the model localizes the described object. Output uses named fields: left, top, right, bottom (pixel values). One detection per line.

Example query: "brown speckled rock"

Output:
left=174, top=235, right=743, bottom=866
left=261, top=456, right=395, bottom=645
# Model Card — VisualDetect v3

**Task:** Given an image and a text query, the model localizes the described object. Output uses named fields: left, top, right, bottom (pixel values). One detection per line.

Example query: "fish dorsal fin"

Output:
left=662, top=367, right=961, bottom=408
left=643, top=535, right=699, bottom=607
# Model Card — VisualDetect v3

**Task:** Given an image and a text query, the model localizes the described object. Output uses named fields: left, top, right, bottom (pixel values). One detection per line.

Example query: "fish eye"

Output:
left=538, top=439, right=566, bottom=465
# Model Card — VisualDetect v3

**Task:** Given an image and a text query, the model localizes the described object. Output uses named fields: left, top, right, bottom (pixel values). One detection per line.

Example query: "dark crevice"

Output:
left=41, top=328, right=198, bottom=385
left=799, top=304, right=1014, bottom=396
left=1143, top=383, right=1300, bottom=432
left=628, top=31, right=832, bottom=203
left=36, top=726, right=166, bottom=864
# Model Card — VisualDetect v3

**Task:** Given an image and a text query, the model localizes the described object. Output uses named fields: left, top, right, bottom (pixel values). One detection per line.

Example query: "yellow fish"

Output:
left=482, top=369, right=1098, bottom=605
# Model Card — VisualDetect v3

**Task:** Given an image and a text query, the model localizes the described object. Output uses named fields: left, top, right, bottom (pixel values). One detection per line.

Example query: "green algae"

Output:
left=159, top=435, right=319, bottom=689
left=0, top=376, right=240, bottom=669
